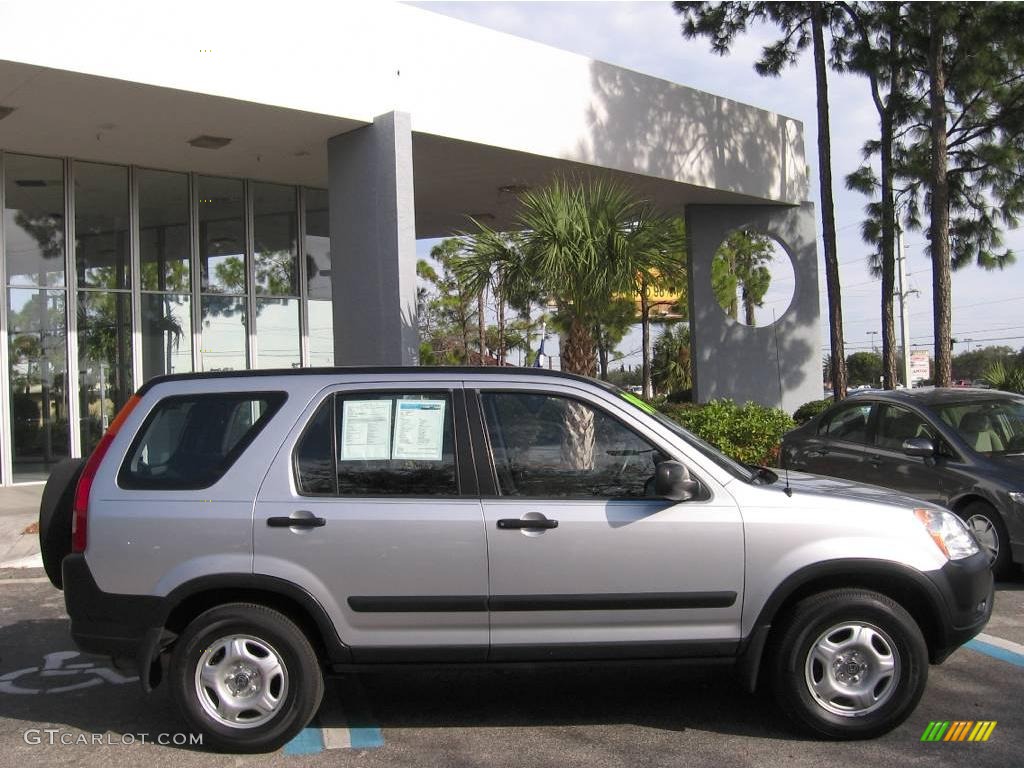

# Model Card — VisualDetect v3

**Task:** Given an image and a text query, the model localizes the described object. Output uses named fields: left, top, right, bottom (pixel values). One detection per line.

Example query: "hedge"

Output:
left=793, top=397, right=833, bottom=425
left=657, top=399, right=795, bottom=467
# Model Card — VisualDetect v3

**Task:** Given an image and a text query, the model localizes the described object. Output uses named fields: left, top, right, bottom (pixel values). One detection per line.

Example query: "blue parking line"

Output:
left=966, top=638, right=1024, bottom=668
left=283, top=726, right=324, bottom=755
left=349, top=726, right=385, bottom=749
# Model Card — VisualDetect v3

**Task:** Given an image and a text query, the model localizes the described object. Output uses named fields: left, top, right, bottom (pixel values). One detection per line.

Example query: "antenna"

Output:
left=772, top=310, right=793, bottom=497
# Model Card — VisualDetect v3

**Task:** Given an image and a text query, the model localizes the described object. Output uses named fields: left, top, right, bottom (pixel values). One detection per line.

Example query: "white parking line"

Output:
left=975, top=632, right=1024, bottom=656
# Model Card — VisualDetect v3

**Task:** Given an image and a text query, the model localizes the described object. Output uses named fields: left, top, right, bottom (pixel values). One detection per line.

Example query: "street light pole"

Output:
left=896, top=225, right=913, bottom=387
left=867, top=330, right=879, bottom=355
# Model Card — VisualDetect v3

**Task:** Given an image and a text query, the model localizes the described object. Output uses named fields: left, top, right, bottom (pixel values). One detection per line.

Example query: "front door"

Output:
left=254, top=382, right=488, bottom=661
left=473, top=385, right=744, bottom=660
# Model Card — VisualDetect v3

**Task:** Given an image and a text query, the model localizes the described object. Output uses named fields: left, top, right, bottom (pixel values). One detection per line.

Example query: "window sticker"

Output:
left=340, top=400, right=393, bottom=460
left=392, top=399, right=446, bottom=461
left=620, top=391, right=657, bottom=415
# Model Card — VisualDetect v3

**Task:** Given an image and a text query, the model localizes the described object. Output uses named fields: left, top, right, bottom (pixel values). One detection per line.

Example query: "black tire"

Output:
left=958, top=500, right=1013, bottom=580
left=170, top=603, right=324, bottom=753
left=38, top=458, right=85, bottom=588
left=770, top=589, right=928, bottom=740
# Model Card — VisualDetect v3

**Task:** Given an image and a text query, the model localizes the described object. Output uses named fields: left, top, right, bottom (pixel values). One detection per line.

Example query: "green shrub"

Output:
left=793, top=397, right=833, bottom=425
left=658, top=399, right=795, bottom=467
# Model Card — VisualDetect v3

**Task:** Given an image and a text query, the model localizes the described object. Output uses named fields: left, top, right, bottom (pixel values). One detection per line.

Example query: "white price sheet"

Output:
left=392, top=399, right=446, bottom=461
left=340, top=400, right=393, bottom=460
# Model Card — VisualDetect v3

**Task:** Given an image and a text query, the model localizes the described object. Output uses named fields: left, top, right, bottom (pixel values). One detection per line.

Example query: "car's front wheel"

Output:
left=959, top=500, right=1013, bottom=579
left=770, top=589, right=928, bottom=740
left=170, top=603, right=324, bottom=753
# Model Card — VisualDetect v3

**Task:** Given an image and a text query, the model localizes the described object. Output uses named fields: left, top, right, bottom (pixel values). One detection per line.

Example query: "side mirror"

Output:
left=902, top=437, right=936, bottom=458
left=655, top=460, right=699, bottom=502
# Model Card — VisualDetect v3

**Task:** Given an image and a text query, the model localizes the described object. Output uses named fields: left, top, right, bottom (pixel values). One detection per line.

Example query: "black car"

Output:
left=782, top=388, right=1024, bottom=577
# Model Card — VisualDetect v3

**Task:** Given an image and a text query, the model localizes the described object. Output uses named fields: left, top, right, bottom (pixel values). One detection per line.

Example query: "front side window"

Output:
left=294, top=392, right=458, bottom=496
left=874, top=404, right=936, bottom=450
left=819, top=403, right=872, bottom=444
left=120, top=392, right=285, bottom=489
left=480, top=392, right=668, bottom=498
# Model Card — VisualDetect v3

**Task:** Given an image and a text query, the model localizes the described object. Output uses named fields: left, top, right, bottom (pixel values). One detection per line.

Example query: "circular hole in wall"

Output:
left=711, top=230, right=795, bottom=327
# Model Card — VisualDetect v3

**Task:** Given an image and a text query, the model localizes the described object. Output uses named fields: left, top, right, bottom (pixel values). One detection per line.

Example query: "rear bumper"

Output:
left=62, top=554, right=166, bottom=669
left=924, top=551, right=993, bottom=663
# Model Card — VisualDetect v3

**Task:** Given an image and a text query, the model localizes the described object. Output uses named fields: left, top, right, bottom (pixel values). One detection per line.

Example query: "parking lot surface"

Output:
left=0, top=571, right=1020, bottom=768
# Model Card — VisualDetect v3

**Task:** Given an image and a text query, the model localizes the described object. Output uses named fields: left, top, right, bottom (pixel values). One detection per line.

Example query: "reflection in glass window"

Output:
left=3, top=154, right=65, bottom=288
left=481, top=392, right=666, bottom=498
left=253, top=182, right=297, bottom=296
left=78, top=291, right=133, bottom=453
left=200, top=295, right=247, bottom=371
left=198, top=176, right=245, bottom=294
left=141, top=293, right=193, bottom=381
left=304, top=188, right=330, bottom=301
left=139, top=168, right=190, bottom=292
left=308, top=299, right=334, bottom=366
left=74, top=162, right=130, bottom=290
left=6, top=288, right=70, bottom=480
left=819, top=403, right=872, bottom=444
left=255, top=298, right=300, bottom=369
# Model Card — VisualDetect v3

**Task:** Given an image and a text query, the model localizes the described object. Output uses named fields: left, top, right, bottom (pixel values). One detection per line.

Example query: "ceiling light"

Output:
left=188, top=134, right=232, bottom=150
left=0, top=106, right=16, bottom=121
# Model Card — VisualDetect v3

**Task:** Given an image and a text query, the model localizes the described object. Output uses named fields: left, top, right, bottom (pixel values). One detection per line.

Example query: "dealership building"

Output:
left=0, top=1, right=819, bottom=485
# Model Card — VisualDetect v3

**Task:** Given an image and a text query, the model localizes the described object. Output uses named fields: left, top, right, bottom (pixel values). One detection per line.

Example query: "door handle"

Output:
left=267, top=515, right=326, bottom=528
left=497, top=518, right=558, bottom=530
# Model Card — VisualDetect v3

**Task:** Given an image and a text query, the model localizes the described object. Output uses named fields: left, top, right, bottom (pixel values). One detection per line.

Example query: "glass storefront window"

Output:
left=198, top=176, right=245, bottom=294
left=255, top=298, right=300, bottom=369
left=200, top=295, right=247, bottom=371
left=139, top=169, right=190, bottom=292
left=141, top=293, right=193, bottom=381
left=7, top=288, right=70, bottom=480
left=304, top=188, right=330, bottom=301
left=308, top=299, right=334, bottom=366
left=4, top=154, right=65, bottom=288
left=77, top=291, right=133, bottom=453
left=74, top=162, right=130, bottom=290
left=253, top=182, right=297, bottom=296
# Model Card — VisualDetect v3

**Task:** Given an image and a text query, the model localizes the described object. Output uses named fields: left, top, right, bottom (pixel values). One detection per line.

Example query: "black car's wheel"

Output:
left=38, top=458, right=85, bottom=588
left=959, top=500, right=1013, bottom=579
left=170, top=603, right=324, bottom=753
left=771, top=589, right=928, bottom=740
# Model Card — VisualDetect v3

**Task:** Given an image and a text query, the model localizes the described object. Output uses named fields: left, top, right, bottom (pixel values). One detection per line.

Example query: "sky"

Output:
left=411, top=0, right=1024, bottom=370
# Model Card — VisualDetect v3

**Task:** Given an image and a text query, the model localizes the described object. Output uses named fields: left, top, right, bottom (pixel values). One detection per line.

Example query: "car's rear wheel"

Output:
left=959, top=500, right=1013, bottom=579
left=770, top=589, right=928, bottom=740
left=170, top=603, right=324, bottom=753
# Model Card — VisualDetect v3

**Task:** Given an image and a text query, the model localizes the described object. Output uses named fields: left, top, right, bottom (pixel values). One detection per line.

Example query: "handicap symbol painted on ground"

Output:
left=0, top=651, right=138, bottom=694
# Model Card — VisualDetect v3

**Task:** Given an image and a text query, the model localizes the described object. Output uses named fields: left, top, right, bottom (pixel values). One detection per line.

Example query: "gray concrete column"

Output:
left=327, top=112, right=419, bottom=366
left=686, top=203, right=821, bottom=414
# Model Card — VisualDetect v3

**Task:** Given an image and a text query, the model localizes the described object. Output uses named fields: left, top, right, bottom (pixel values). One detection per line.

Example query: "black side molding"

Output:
left=347, top=591, right=737, bottom=613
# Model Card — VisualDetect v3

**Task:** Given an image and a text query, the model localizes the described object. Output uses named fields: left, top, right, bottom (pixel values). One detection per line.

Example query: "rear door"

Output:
left=793, top=400, right=874, bottom=484
left=254, top=381, right=489, bottom=661
left=471, top=382, right=744, bottom=660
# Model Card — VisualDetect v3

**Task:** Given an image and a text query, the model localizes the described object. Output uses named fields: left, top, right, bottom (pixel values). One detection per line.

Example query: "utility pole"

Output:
left=895, top=226, right=913, bottom=388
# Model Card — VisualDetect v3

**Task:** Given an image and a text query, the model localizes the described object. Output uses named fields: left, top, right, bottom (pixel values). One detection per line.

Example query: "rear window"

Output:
left=119, top=392, right=286, bottom=489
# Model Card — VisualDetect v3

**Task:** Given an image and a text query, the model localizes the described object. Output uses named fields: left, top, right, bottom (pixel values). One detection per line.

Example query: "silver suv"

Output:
left=41, top=368, right=992, bottom=752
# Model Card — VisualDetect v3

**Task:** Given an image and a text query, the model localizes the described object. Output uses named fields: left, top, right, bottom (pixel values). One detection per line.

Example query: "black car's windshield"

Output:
left=616, top=391, right=755, bottom=482
left=933, top=397, right=1024, bottom=455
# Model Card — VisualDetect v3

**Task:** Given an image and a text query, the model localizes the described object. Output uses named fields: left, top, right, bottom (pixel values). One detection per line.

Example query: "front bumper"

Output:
left=924, top=550, right=993, bottom=663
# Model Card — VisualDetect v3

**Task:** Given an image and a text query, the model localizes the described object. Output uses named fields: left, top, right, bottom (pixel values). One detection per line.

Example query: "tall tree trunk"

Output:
left=477, top=287, right=486, bottom=365
left=496, top=277, right=506, bottom=366
left=743, top=287, right=756, bottom=327
left=929, top=9, right=952, bottom=388
left=812, top=5, right=848, bottom=401
left=879, top=21, right=901, bottom=390
left=561, top=316, right=596, bottom=377
left=597, top=331, right=610, bottom=380
left=640, top=274, right=653, bottom=399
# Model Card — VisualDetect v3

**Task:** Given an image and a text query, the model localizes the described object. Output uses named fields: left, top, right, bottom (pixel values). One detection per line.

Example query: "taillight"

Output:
left=72, top=394, right=141, bottom=553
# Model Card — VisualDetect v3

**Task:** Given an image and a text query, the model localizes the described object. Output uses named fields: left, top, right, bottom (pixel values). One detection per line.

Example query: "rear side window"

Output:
left=119, top=392, right=286, bottom=489
left=817, top=402, right=872, bottom=444
left=294, top=392, right=458, bottom=496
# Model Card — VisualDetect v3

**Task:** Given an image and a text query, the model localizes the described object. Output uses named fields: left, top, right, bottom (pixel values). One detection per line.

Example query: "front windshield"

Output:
left=617, top=391, right=755, bottom=482
left=933, top=397, right=1024, bottom=455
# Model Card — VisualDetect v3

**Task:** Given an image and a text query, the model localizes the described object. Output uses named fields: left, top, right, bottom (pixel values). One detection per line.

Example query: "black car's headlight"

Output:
left=914, top=508, right=980, bottom=560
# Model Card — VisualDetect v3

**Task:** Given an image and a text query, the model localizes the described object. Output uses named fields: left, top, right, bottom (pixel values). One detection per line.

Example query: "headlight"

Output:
left=913, top=508, right=980, bottom=560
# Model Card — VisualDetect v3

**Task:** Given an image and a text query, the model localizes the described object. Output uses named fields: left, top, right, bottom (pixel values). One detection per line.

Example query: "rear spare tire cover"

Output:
left=38, top=458, right=85, bottom=589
